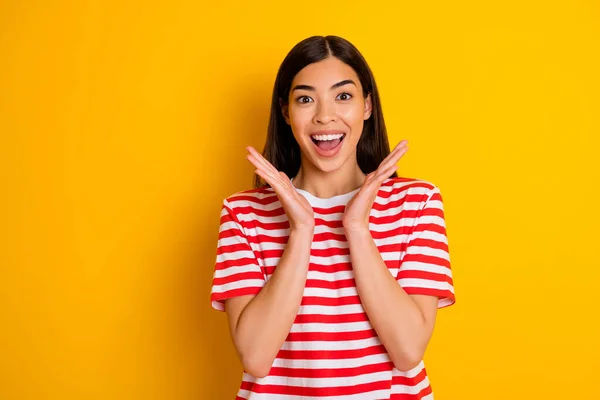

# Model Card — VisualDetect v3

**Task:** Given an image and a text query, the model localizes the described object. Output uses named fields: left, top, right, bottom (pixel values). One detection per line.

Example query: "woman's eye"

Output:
left=337, top=92, right=352, bottom=100
left=297, top=96, right=312, bottom=104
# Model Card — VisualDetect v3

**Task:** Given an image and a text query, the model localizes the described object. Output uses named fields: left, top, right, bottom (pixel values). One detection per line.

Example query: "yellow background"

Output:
left=2, top=1, right=599, bottom=399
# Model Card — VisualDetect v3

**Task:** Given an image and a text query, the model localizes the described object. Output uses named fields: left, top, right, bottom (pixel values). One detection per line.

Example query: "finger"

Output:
left=375, top=145, right=408, bottom=180
left=246, top=154, right=274, bottom=178
left=376, top=164, right=399, bottom=182
left=253, top=166, right=281, bottom=189
left=246, top=146, right=273, bottom=172
left=248, top=153, right=286, bottom=186
left=377, top=141, right=408, bottom=171
left=246, top=146, right=279, bottom=175
left=248, top=155, right=280, bottom=186
left=251, top=159, right=294, bottom=197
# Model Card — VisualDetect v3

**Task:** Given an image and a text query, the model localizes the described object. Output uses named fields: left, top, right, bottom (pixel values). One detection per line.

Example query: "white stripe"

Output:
left=217, top=236, right=248, bottom=247
left=408, top=231, right=448, bottom=244
left=371, top=201, right=423, bottom=215
left=309, top=254, right=350, bottom=264
left=399, top=261, right=452, bottom=276
left=219, top=206, right=229, bottom=217
left=238, top=383, right=392, bottom=400
left=218, top=220, right=242, bottom=232
left=406, top=246, right=449, bottom=259
left=238, top=213, right=288, bottom=224
left=280, top=337, right=381, bottom=351
left=427, top=199, right=444, bottom=209
left=373, top=234, right=410, bottom=246
left=289, top=321, right=372, bottom=333
left=213, top=265, right=263, bottom=279
left=303, top=287, right=358, bottom=298
left=216, top=250, right=256, bottom=263
left=212, top=279, right=264, bottom=293
left=398, top=278, right=454, bottom=293
left=368, top=220, right=414, bottom=233
left=298, top=304, right=364, bottom=315
left=247, top=226, right=291, bottom=238
left=391, top=375, right=430, bottom=394
left=412, top=215, right=446, bottom=227
left=306, top=270, right=354, bottom=281
left=253, top=370, right=391, bottom=388
left=228, top=197, right=281, bottom=211
left=393, top=360, right=426, bottom=377
left=272, top=353, right=389, bottom=369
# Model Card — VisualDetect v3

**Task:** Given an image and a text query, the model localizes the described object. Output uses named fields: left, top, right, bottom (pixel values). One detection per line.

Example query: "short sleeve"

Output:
left=396, top=185, right=455, bottom=308
left=210, top=198, right=266, bottom=311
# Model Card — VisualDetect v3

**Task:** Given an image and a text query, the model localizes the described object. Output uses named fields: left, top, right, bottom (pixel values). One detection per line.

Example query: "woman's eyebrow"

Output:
left=291, top=79, right=356, bottom=92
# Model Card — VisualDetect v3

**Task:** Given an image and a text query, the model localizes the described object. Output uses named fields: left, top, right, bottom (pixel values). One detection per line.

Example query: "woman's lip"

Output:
left=312, top=134, right=345, bottom=157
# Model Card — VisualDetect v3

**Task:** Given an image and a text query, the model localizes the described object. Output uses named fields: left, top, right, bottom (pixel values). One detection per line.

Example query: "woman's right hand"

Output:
left=246, top=146, right=315, bottom=232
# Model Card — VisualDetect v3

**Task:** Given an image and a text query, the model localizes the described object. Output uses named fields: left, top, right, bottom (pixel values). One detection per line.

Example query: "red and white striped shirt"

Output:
left=210, top=176, right=455, bottom=399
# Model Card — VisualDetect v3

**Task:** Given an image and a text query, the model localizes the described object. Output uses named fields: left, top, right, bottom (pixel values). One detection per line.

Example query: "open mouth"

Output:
left=310, top=133, right=346, bottom=152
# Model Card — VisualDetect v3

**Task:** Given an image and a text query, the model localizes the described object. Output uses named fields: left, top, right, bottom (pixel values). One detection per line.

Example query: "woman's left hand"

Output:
left=342, top=140, right=409, bottom=232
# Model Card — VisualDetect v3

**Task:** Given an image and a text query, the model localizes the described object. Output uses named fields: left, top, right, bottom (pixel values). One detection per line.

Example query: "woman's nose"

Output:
left=313, top=100, right=336, bottom=124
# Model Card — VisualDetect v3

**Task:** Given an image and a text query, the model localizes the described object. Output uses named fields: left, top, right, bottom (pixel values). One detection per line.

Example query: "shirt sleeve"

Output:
left=396, top=185, right=456, bottom=308
left=210, top=198, right=266, bottom=311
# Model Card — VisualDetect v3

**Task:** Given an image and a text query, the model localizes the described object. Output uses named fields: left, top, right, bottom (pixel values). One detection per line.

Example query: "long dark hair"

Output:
left=254, top=35, right=397, bottom=188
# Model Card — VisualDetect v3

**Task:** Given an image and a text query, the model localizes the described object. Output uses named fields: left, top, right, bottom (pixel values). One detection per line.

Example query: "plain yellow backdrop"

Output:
left=1, top=1, right=599, bottom=399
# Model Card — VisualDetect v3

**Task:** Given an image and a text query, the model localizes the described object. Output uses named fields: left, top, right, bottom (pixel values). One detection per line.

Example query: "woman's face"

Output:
left=281, top=56, right=372, bottom=174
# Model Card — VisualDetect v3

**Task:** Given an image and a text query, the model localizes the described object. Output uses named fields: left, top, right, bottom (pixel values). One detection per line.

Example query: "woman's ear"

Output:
left=364, top=92, right=373, bottom=120
left=279, top=98, right=290, bottom=125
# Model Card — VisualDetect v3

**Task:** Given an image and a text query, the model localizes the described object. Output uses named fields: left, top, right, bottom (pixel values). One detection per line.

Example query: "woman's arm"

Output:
left=344, top=227, right=438, bottom=372
left=340, top=140, right=440, bottom=371
left=224, top=145, right=316, bottom=378
left=225, top=226, right=313, bottom=378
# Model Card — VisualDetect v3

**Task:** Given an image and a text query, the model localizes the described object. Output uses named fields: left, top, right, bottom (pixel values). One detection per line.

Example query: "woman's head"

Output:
left=255, top=35, right=396, bottom=188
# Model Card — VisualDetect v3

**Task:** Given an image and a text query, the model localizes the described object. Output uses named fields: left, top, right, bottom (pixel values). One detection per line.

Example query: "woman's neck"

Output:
left=292, top=159, right=366, bottom=199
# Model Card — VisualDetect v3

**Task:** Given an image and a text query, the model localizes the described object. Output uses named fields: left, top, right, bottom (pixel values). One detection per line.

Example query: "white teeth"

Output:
left=312, top=133, right=344, bottom=141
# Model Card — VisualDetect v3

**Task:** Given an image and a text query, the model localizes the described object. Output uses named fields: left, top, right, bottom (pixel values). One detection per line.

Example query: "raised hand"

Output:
left=246, top=146, right=315, bottom=232
left=342, top=140, right=409, bottom=232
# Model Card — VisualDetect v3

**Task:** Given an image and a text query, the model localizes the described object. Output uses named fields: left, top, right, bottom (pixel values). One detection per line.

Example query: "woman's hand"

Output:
left=342, top=140, right=409, bottom=232
left=246, top=146, right=315, bottom=232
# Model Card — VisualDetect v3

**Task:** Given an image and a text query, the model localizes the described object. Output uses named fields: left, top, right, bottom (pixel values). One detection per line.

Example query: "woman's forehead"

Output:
left=292, top=58, right=360, bottom=89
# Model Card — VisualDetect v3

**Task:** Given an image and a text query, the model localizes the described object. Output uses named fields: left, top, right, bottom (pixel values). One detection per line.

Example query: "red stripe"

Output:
left=286, top=328, right=377, bottom=342
left=212, top=271, right=264, bottom=286
left=398, top=269, right=453, bottom=284
left=215, top=257, right=260, bottom=270
left=269, top=361, right=394, bottom=378
left=211, top=286, right=262, bottom=302
left=249, top=379, right=392, bottom=396
left=301, top=295, right=361, bottom=306
left=392, top=367, right=427, bottom=386
left=276, top=344, right=387, bottom=360
left=294, top=312, right=369, bottom=324
left=401, top=253, right=450, bottom=268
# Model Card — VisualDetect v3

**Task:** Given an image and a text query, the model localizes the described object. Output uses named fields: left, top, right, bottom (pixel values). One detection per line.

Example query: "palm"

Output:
left=245, top=146, right=314, bottom=231
left=343, top=140, right=409, bottom=230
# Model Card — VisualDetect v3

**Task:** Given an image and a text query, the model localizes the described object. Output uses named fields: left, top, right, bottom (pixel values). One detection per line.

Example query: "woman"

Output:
left=210, top=35, right=455, bottom=399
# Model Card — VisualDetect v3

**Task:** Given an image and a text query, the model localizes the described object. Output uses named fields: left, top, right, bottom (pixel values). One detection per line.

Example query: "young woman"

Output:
left=210, top=35, right=455, bottom=399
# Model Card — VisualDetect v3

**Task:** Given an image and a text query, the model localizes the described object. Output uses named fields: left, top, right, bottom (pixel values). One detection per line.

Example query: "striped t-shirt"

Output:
left=210, top=176, right=455, bottom=399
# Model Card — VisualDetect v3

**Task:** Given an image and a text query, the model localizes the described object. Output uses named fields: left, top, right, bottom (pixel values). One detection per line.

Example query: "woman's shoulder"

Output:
left=221, top=185, right=278, bottom=210
left=382, top=176, right=441, bottom=197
